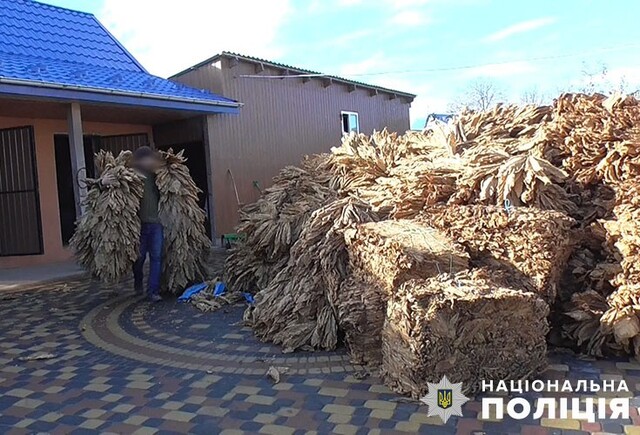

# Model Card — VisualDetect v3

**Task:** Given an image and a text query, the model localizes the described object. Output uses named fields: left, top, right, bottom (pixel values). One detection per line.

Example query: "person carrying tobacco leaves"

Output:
left=100, top=146, right=164, bottom=302
left=72, top=146, right=210, bottom=299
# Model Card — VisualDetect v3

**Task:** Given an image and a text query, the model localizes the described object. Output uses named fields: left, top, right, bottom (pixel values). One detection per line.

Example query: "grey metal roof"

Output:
left=172, top=51, right=416, bottom=101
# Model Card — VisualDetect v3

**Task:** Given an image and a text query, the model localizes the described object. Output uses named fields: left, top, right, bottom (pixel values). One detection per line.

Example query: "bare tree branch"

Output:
left=579, top=62, right=628, bottom=94
left=448, top=78, right=506, bottom=113
left=520, top=87, right=547, bottom=105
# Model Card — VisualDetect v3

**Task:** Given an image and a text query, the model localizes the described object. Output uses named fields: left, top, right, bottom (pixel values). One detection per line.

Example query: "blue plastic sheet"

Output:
left=213, top=282, right=227, bottom=297
left=179, top=281, right=254, bottom=306
left=178, top=282, right=208, bottom=302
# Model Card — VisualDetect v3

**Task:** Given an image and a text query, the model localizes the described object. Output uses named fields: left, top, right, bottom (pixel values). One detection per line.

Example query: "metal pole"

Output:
left=202, top=114, right=217, bottom=241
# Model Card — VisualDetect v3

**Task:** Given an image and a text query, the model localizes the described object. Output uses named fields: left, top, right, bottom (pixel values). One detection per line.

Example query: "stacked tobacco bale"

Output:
left=71, top=149, right=210, bottom=294
left=343, top=220, right=469, bottom=290
left=381, top=270, right=549, bottom=397
left=339, top=220, right=469, bottom=365
left=419, top=205, right=577, bottom=303
left=567, top=179, right=640, bottom=356
left=157, top=150, right=211, bottom=293
left=556, top=94, right=640, bottom=359
left=70, top=151, right=143, bottom=283
left=335, top=276, right=386, bottom=363
left=366, top=208, right=573, bottom=394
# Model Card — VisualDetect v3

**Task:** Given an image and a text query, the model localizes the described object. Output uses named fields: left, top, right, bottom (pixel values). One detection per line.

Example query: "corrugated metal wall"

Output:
left=0, top=126, right=42, bottom=256
left=173, top=58, right=412, bottom=234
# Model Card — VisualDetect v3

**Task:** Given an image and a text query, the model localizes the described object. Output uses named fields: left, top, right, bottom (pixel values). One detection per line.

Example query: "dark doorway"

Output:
left=54, top=133, right=148, bottom=245
left=54, top=134, right=98, bottom=245
left=98, top=133, right=147, bottom=157
left=0, top=126, right=43, bottom=256
left=54, top=135, right=76, bottom=246
left=157, top=141, right=211, bottom=237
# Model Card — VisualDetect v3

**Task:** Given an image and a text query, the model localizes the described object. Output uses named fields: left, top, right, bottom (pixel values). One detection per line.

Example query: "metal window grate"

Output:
left=0, top=126, right=43, bottom=256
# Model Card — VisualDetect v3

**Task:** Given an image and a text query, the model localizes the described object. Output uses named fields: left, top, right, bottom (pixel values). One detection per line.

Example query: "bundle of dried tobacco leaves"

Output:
left=70, top=151, right=143, bottom=283
left=156, top=150, right=211, bottom=293
left=244, top=198, right=379, bottom=352
left=72, top=149, right=211, bottom=294
left=224, top=156, right=334, bottom=294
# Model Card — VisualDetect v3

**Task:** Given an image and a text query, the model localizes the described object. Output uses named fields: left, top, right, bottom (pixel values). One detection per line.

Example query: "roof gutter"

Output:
left=0, top=76, right=242, bottom=108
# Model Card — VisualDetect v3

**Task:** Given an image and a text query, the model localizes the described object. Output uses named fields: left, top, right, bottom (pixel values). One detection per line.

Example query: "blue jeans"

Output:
left=133, top=223, right=163, bottom=295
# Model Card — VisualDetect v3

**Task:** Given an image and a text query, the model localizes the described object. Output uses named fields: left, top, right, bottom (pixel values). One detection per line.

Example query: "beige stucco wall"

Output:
left=0, top=115, right=152, bottom=269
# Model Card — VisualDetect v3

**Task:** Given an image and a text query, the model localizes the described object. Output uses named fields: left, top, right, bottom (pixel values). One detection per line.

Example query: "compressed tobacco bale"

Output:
left=344, top=219, right=469, bottom=292
left=335, top=274, right=386, bottom=365
left=381, top=270, right=549, bottom=397
left=419, top=204, right=576, bottom=303
left=156, top=149, right=212, bottom=293
left=339, top=220, right=468, bottom=366
left=70, top=151, right=143, bottom=283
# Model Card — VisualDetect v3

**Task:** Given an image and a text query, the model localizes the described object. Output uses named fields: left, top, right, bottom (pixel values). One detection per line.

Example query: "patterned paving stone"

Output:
left=1, top=268, right=640, bottom=434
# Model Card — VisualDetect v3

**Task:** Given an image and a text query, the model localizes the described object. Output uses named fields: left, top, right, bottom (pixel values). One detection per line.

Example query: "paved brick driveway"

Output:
left=1, top=271, right=640, bottom=434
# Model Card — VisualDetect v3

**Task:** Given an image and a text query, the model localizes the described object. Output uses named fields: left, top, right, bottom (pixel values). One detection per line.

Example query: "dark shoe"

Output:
left=148, top=293, right=162, bottom=303
left=134, top=286, right=143, bottom=295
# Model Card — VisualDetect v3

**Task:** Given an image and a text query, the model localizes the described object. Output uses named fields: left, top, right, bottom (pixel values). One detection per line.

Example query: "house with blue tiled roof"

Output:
left=0, top=0, right=240, bottom=267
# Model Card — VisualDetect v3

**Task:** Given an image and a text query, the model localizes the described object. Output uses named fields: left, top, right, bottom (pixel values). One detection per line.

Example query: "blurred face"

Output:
left=135, top=155, right=160, bottom=172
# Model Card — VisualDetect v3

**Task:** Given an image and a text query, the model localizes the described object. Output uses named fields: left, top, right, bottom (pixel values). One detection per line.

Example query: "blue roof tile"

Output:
left=0, top=0, right=239, bottom=111
left=0, top=0, right=142, bottom=71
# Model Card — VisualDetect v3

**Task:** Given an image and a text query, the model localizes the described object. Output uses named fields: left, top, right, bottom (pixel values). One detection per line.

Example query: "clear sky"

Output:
left=42, top=0, right=640, bottom=128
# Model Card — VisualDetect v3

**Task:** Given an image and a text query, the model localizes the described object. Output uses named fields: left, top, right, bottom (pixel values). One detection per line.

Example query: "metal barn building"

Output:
left=169, top=52, right=415, bottom=235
